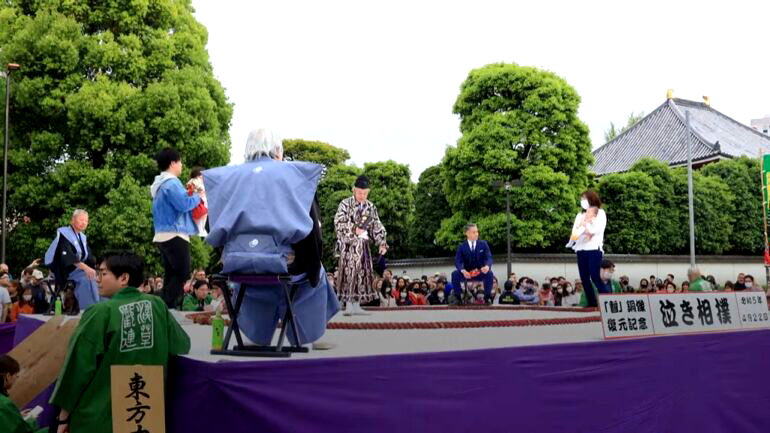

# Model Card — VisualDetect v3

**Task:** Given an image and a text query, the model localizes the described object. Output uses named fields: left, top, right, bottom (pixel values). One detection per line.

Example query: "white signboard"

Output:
left=598, top=294, right=655, bottom=339
left=600, top=291, right=770, bottom=340
left=648, top=292, right=741, bottom=335
left=734, top=291, right=770, bottom=329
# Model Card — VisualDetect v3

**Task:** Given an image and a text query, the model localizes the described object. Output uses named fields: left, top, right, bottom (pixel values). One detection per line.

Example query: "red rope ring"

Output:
left=186, top=312, right=600, bottom=329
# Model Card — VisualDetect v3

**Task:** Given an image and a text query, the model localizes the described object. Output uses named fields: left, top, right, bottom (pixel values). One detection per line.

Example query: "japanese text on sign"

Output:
left=600, top=291, right=769, bottom=339
left=111, top=365, right=166, bottom=433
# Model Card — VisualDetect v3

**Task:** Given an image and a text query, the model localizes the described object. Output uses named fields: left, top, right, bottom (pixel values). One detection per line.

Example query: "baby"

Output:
left=186, top=167, right=208, bottom=237
left=566, top=206, right=598, bottom=249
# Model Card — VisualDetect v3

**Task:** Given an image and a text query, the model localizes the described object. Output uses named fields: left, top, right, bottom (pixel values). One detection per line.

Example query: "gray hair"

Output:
left=72, top=209, right=88, bottom=219
left=464, top=223, right=477, bottom=232
left=244, top=128, right=283, bottom=161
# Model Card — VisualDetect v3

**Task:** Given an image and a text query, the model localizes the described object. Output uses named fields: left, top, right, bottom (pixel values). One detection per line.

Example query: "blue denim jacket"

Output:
left=151, top=174, right=200, bottom=235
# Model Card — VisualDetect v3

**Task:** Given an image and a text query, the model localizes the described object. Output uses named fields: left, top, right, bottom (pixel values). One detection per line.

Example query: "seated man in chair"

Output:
left=204, top=128, right=340, bottom=347
left=451, top=223, right=495, bottom=304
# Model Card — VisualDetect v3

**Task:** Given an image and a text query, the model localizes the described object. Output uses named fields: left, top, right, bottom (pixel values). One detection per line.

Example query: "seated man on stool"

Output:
left=451, top=223, right=495, bottom=304
left=204, top=128, right=340, bottom=349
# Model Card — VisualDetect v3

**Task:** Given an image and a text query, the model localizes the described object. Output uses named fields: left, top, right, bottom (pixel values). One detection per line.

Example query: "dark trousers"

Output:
left=451, top=269, right=495, bottom=300
left=157, top=237, right=191, bottom=309
left=577, top=249, right=608, bottom=307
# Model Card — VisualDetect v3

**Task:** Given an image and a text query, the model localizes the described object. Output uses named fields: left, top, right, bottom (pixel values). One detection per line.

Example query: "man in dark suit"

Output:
left=451, top=223, right=494, bottom=303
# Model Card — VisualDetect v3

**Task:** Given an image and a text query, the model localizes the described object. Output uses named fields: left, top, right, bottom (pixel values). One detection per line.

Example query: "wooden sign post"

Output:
left=111, top=365, right=166, bottom=433
left=8, top=316, right=79, bottom=408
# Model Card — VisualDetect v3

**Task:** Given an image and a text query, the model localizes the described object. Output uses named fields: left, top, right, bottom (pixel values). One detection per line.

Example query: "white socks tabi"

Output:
left=343, top=301, right=371, bottom=316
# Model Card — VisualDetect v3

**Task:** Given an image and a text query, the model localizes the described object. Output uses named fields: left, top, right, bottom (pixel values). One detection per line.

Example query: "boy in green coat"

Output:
left=50, top=251, right=190, bottom=433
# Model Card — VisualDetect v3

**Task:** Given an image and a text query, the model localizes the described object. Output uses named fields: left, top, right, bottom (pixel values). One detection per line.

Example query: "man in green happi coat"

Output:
left=687, top=267, right=714, bottom=292
left=50, top=251, right=190, bottom=433
left=181, top=279, right=213, bottom=312
left=580, top=259, right=623, bottom=307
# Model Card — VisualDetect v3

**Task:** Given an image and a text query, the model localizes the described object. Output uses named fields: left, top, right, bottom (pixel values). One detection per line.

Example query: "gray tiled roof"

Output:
left=591, top=98, right=770, bottom=175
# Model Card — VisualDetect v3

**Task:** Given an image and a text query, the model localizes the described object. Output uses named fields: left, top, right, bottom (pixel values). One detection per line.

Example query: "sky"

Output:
left=191, top=0, right=770, bottom=181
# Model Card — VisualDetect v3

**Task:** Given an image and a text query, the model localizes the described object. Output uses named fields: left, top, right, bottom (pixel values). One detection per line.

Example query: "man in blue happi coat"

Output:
left=44, top=209, right=101, bottom=310
left=204, top=128, right=340, bottom=347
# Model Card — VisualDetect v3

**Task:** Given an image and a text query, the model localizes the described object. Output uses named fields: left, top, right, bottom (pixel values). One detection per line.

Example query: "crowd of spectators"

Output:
left=328, top=262, right=770, bottom=309
left=0, top=262, right=233, bottom=323
left=0, top=259, right=768, bottom=323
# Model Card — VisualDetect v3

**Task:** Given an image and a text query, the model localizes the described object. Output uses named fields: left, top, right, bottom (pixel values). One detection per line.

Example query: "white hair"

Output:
left=244, top=128, right=283, bottom=161
left=72, top=209, right=88, bottom=219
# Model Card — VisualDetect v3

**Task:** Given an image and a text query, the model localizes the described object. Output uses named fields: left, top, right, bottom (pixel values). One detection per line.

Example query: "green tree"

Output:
left=408, top=165, right=450, bottom=257
left=672, top=169, right=736, bottom=254
left=440, top=63, right=593, bottom=252
left=316, top=164, right=361, bottom=269
left=604, top=112, right=645, bottom=142
left=283, top=139, right=350, bottom=167
left=628, top=158, right=685, bottom=253
left=597, top=171, right=660, bottom=254
left=0, top=0, right=231, bottom=271
left=701, top=157, right=763, bottom=254
left=362, top=161, right=414, bottom=259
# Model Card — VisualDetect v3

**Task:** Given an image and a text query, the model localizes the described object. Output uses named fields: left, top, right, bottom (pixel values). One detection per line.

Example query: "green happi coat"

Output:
left=579, top=279, right=623, bottom=307
left=181, top=293, right=212, bottom=312
left=50, top=286, right=191, bottom=433
left=0, top=393, right=39, bottom=433
left=688, top=277, right=713, bottom=292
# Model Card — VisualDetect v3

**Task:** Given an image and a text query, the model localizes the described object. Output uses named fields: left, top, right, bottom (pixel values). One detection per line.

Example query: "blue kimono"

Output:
left=44, top=226, right=100, bottom=310
left=204, top=157, right=340, bottom=345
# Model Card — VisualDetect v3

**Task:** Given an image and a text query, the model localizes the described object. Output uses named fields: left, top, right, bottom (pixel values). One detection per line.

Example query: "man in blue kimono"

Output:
left=451, top=223, right=495, bottom=303
left=44, top=209, right=100, bottom=310
left=204, top=129, right=340, bottom=347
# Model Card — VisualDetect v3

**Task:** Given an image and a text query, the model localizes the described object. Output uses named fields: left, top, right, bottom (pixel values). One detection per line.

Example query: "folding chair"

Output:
left=209, top=273, right=309, bottom=358
left=45, top=279, right=75, bottom=316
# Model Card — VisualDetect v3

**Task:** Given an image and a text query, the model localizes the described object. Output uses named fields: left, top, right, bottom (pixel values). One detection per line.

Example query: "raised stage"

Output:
left=12, top=306, right=770, bottom=433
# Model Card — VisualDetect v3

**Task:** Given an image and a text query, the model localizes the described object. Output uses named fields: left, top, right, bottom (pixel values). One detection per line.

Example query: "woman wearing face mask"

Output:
left=9, top=287, right=35, bottom=322
left=561, top=283, right=581, bottom=306
left=396, top=288, right=413, bottom=307
left=639, top=279, right=650, bottom=293
left=664, top=282, right=676, bottom=293
left=379, top=281, right=397, bottom=307
left=393, top=278, right=407, bottom=298
left=571, top=190, right=608, bottom=307
left=0, top=355, right=42, bottom=433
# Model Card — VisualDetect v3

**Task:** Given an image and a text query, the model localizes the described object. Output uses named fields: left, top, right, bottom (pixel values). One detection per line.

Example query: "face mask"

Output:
left=567, top=287, right=575, bottom=293
left=437, top=293, right=444, bottom=299
left=23, top=295, right=32, bottom=301
left=601, top=271, right=613, bottom=281
left=401, top=292, right=407, bottom=299
left=745, top=281, right=753, bottom=287
left=581, top=199, right=589, bottom=210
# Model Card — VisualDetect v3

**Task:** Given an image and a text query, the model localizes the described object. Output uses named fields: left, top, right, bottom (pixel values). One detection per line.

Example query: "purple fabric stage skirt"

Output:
left=12, top=315, right=770, bottom=432
left=0, top=323, right=15, bottom=354
left=167, top=330, right=770, bottom=433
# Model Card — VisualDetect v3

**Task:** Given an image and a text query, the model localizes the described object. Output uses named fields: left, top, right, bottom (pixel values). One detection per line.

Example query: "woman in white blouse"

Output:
left=570, top=190, right=608, bottom=307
